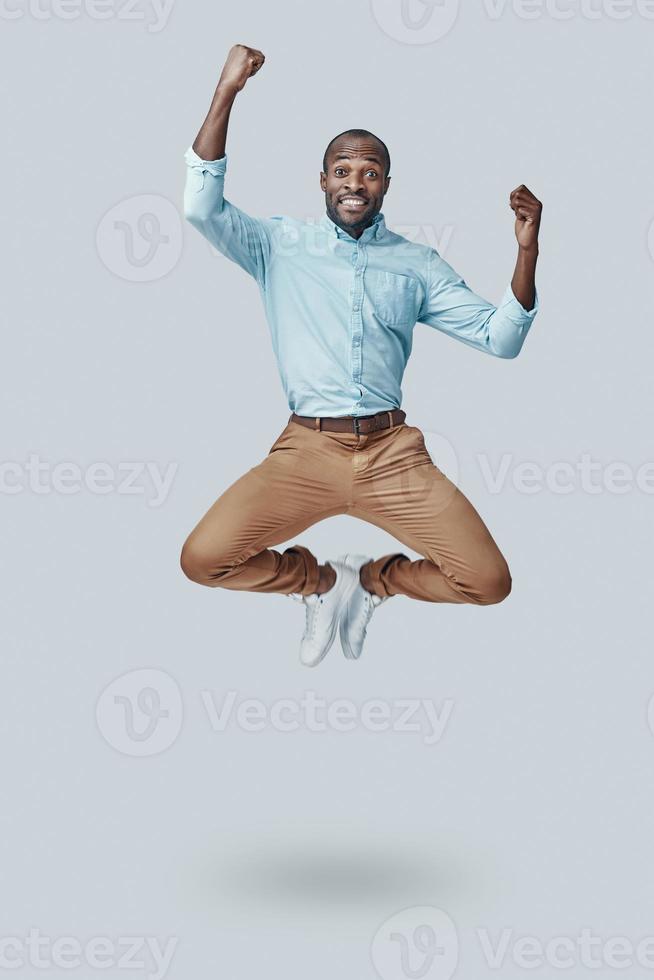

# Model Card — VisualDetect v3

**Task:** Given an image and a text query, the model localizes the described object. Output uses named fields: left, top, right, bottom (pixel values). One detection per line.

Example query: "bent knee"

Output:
left=473, top=562, right=512, bottom=605
left=180, top=536, right=218, bottom=585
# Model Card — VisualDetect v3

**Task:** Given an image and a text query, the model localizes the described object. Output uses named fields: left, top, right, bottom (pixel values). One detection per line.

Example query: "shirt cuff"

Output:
left=499, top=283, right=539, bottom=319
left=184, top=145, right=227, bottom=177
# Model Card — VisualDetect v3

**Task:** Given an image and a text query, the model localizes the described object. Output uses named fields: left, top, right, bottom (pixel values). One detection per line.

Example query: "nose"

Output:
left=344, top=173, right=365, bottom=194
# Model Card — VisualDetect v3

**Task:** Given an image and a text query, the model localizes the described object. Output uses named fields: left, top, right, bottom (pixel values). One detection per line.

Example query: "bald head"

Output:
left=322, top=129, right=391, bottom=180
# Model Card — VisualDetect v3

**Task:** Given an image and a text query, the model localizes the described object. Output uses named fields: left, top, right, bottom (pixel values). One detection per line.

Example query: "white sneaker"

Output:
left=288, top=559, right=359, bottom=667
left=337, top=553, right=389, bottom=660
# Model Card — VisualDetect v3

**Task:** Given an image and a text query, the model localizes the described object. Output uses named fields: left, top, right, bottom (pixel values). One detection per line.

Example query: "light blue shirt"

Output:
left=183, top=146, right=539, bottom=417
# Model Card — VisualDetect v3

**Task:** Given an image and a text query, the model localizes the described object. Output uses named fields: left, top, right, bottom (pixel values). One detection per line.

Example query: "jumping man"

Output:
left=180, top=44, right=542, bottom=666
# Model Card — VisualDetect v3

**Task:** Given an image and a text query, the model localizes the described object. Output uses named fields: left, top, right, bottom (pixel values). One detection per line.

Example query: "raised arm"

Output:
left=509, top=183, right=541, bottom=312
left=192, top=44, right=265, bottom=160
left=417, top=182, right=542, bottom=359
left=183, top=44, right=274, bottom=283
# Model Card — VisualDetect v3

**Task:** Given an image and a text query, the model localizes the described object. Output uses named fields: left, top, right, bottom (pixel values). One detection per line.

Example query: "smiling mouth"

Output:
left=339, top=197, right=369, bottom=210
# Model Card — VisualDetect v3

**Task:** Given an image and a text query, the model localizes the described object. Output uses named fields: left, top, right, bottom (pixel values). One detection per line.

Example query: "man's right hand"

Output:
left=218, top=44, right=266, bottom=93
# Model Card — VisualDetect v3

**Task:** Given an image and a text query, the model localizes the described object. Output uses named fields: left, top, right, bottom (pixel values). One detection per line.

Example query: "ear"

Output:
left=320, top=172, right=327, bottom=192
left=384, top=176, right=391, bottom=195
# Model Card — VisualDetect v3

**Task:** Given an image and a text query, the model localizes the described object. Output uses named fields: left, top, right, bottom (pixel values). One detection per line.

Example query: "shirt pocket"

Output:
left=366, top=270, right=420, bottom=325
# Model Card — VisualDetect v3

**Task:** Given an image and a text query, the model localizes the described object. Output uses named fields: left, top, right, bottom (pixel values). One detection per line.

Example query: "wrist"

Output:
left=518, top=242, right=539, bottom=258
left=214, top=80, right=240, bottom=100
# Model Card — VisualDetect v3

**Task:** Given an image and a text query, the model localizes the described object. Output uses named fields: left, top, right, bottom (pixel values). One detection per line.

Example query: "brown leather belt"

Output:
left=290, top=408, right=406, bottom=435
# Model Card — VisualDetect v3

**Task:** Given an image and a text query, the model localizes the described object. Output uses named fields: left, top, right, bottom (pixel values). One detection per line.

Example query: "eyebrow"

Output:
left=332, top=153, right=383, bottom=166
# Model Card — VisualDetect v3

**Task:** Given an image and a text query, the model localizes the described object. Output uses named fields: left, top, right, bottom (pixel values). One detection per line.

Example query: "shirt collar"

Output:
left=320, top=211, right=386, bottom=243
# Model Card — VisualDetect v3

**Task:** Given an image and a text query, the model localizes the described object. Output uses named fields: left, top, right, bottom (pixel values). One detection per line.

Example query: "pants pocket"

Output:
left=267, top=423, right=293, bottom=455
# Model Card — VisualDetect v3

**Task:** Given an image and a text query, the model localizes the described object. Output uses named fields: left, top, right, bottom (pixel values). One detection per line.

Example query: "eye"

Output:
left=366, top=170, right=378, bottom=179
left=334, top=167, right=347, bottom=177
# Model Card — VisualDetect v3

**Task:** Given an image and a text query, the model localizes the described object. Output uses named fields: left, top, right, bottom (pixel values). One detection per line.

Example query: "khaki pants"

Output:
left=180, top=417, right=511, bottom=604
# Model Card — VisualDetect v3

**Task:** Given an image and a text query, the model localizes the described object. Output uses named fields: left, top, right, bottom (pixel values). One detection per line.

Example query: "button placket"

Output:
left=351, top=242, right=367, bottom=386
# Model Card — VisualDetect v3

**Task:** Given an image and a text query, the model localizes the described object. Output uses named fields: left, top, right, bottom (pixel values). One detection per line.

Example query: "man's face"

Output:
left=320, top=136, right=391, bottom=238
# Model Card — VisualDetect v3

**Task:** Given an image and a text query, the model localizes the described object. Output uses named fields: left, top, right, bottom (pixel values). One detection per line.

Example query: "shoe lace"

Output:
left=307, top=596, right=324, bottom=638
left=289, top=592, right=323, bottom=639
left=355, top=593, right=386, bottom=633
left=355, top=594, right=373, bottom=631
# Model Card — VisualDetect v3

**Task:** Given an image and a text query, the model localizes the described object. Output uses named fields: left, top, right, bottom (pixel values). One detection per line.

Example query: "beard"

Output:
left=325, top=194, right=378, bottom=234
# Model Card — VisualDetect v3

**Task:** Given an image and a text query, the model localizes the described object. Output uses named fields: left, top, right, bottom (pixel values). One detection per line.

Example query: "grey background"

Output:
left=3, top=0, right=654, bottom=977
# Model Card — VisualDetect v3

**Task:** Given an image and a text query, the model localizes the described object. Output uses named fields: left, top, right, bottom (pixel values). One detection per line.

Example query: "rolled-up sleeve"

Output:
left=183, top=145, right=274, bottom=284
left=417, top=249, right=539, bottom=359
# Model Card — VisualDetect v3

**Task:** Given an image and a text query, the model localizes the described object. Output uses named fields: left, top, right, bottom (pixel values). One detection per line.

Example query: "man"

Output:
left=181, top=43, right=542, bottom=667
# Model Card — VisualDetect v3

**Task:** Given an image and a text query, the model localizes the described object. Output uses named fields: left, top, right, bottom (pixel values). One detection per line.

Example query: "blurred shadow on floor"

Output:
left=201, top=836, right=472, bottom=909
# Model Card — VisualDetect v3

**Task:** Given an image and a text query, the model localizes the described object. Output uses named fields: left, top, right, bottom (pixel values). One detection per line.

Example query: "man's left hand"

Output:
left=510, top=184, right=542, bottom=251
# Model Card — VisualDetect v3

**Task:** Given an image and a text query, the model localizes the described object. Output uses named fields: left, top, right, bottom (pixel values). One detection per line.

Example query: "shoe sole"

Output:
left=340, top=598, right=360, bottom=660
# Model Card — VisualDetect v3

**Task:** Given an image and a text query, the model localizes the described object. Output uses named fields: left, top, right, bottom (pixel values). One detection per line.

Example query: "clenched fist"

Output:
left=509, top=184, right=542, bottom=251
left=218, top=44, right=266, bottom=94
